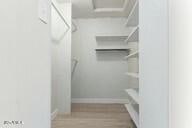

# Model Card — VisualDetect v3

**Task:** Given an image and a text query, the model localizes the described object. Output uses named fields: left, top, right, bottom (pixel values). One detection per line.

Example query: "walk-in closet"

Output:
left=51, top=0, right=169, bottom=128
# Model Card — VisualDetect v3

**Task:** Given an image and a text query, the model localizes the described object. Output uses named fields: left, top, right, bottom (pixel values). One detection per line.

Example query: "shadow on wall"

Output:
left=96, top=52, right=129, bottom=61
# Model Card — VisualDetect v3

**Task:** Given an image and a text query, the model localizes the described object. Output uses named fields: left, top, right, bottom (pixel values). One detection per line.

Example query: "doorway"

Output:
left=51, top=0, right=139, bottom=128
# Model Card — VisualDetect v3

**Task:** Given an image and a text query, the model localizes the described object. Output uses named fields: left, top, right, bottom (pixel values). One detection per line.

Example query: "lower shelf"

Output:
left=125, top=72, right=139, bottom=78
left=125, top=104, right=139, bottom=128
left=125, top=89, right=139, bottom=104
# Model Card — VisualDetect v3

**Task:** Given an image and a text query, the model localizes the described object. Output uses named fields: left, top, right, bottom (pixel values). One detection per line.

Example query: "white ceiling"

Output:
left=71, top=0, right=135, bottom=18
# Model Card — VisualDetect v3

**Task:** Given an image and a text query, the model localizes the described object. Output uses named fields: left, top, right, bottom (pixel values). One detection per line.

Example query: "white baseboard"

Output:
left=51, top=109, right=58, bottom=120
left=71, top=98, right=130, bottom=104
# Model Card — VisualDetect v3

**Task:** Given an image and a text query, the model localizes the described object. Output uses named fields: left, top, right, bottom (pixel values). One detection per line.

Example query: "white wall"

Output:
left=169, top=0, right=192, bottom=128
left=52, top=3, right=71, bottom=114
left=72, top=18, right=138, bottom=103
left=57, top=0, right=71, bottom=3
left=139, top=0, right=168, bottom=128
left=0, top=0, right=51, bottom=128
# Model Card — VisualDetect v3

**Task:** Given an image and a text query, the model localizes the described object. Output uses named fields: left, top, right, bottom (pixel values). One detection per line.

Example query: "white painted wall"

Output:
left=72, top=18, right=138, bottom=103
left=139, top=0, right=168, bottom=128
left=169, top=0, right=192, bottom=128
left=57, top=0, right=71, bottom=3
left=0, top=0, right=51, bottom=128
left=51, top=3, right=71, bottom=114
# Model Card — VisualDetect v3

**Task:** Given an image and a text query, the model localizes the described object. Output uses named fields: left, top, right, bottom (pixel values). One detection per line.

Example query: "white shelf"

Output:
left=96, top=48, right=130, bottom=52
left=125, top=0, right=139, bottom=27
left=125, top=72, right=139, bottom=78
left=125, top=27, right=139, bottom=43
left=125, top=89, right=139, bottom=104
left=125, top=51, right=139, bottom=59
left=125, top=104, right=139, bottom=127
left=95, top=35, right=128, bottom=41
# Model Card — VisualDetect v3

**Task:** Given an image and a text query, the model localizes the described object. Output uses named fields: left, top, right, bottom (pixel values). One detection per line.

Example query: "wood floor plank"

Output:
left=52, top=103, right=136, bottom=128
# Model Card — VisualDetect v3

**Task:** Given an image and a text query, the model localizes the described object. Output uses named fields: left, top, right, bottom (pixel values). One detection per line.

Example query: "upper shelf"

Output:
left=96, top=48, right=130, bottom=52
left=95, top=35, right=128, bottom=42
left=125, top=51, right=139, bottom=59
left=125, top=27, right=139, bottom=43
left=125, top=0, right=139, bottom=27
left=125, top=89, right=139, bottom=104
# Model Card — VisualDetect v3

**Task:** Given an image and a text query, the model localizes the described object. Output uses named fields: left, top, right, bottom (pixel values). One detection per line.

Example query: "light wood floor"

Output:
left=52, top=103, right=136, bottom=128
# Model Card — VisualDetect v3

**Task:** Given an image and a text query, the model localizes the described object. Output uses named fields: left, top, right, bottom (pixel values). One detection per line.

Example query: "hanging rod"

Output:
left=71, top=59, right=78, bottom=77
left=72, top=21, right=77, bottom=33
